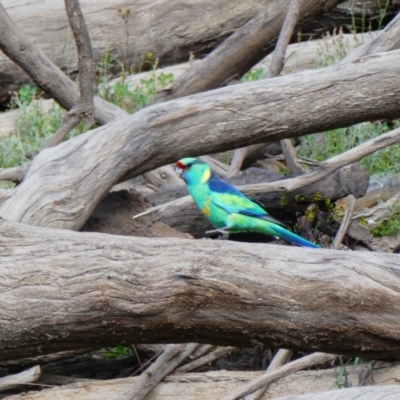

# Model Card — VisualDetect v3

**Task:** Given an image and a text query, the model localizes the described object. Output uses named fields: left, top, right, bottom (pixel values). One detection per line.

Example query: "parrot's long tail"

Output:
left=271, top=223, right=320, bottom=248
left=252, top=218, right=320, bottom=248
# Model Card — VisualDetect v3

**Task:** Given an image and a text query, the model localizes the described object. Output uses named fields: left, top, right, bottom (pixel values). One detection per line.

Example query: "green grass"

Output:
left=0, top=89, right=84, bottom=169
left=297, top=120, right=400, bottom=176
left=371, top=201, right=400, bottom=237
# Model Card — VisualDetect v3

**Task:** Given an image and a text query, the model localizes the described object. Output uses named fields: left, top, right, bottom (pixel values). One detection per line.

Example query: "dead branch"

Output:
left=118, top=343, right=198, bottom=400
left=221, top=353, right=336, bottom=400
left=1, top=50, right=400, bottom=229
left=2, top=219, right=400, bottom=361
left=246, top=349, right=293, bottom=400
left=175, top=346, right=236, bottom=373
left=42, top=0, right=95, bottom=149
left=266, top=0, right=301, bottom=79
left=0, top=366, right=41, bottom=392
left=333, top=194, right=356, bottom=249
left=0, top=164, right=28, bottom=184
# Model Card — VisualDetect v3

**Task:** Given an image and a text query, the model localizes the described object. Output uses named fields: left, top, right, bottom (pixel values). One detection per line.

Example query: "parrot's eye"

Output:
left=186, top=162, right=193, bottom=168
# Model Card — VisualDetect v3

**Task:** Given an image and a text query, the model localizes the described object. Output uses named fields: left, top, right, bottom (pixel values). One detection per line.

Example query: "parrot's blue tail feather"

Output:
left=272, top=224, right=320, bottom=248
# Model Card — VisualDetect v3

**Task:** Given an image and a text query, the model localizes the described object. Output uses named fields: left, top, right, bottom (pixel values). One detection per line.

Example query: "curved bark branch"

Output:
left=1, top=50, right=400, bottom=229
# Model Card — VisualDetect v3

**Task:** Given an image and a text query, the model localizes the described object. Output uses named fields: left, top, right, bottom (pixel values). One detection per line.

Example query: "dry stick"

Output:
left=175, top=346, right=236, bottom=374
left=267, top=0, right=304, bottom=176
left=118, top=343, right=199, bottom=400
left=221, top=352, right=336, bottom=400
left=333, top=194, right=356, bottom=250
left=134, top=125, right=400, bottom=220
left=245, top=349, right=293, bottom=400
left=0, top=365, right=41, bottom=392
left=188, top=344, right=217, bottom=360
left=229, top=0, right=304, bottom=177
left=359, top=360, right=377, bottom=386
left=0, top=164, right=28, bottom=184
left=41, top=0, right=95, bottom=149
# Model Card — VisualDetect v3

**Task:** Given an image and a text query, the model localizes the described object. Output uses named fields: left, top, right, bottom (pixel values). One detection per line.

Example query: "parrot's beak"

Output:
left=175, top=166, right=183, bottom=177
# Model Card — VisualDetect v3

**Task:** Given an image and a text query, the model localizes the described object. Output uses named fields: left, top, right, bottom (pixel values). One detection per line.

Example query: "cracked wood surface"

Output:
left=1, top=50, right=400, bottom=229
left=1, top=219, right=400, bottom=361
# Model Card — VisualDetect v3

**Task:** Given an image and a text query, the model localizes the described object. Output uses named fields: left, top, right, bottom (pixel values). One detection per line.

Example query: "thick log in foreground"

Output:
left=1, top=219, right=400, bottom=362
left=5, top=368, right=400, bottom=400
left=1, top=50, right=400, bottom=229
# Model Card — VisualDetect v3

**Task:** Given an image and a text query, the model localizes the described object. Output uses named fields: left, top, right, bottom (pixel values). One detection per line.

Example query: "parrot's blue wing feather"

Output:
left=208, top=174, right=286, bottom=226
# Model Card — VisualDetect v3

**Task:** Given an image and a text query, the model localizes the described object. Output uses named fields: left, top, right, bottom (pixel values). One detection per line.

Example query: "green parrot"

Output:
left=175, top=157, right=319, bottom=248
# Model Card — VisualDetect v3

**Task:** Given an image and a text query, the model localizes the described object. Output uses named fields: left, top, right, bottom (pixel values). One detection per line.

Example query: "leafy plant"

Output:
left=371, top=202, right=400, bottom=237
left=0, top=101, right=83, bottom=169
left=104, top=345, right=133, bottom=359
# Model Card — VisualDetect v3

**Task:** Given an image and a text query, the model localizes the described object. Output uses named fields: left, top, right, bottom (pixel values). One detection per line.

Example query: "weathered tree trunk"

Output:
left=2, top=219, right=400, bottom=361
left=4, top=364, right=400, bottom=399
left=1, top=50, right=400, bottom=229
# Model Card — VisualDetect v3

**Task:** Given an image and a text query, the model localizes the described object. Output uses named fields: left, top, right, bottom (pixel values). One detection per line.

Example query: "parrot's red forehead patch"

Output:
left=175, top=161, right=186, bottom=169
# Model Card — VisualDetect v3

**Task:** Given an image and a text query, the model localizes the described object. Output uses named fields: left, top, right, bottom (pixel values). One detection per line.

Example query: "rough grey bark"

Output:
left=1, top=49, right=400, bottom=229
left=2, top=219, right=400, bottom=362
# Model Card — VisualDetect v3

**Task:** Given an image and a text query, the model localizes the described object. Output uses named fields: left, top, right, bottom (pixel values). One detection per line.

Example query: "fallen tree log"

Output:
left=1, top=50, right=400, bottom=229
left=4, top=363, right=400, bottom=399
left=2, top=218, right=400, bottom=361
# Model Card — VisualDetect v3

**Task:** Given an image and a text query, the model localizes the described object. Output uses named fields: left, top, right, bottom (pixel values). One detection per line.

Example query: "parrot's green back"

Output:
left=176, top=157, right=319, bottom=248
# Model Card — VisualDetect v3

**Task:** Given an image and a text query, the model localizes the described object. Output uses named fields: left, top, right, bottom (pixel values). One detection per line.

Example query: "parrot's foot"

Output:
left=205, top=227, right=229, bottom=235
left=205, top=227, right=230, bottom=240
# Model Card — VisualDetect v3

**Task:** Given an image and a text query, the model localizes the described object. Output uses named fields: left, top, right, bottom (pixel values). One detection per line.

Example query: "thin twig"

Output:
left=333, top=194, right=356, bottom=249
left=118, top=343, right=198, bottom=400
left=245, top=349, right=293, bottom=400
left=359, top=360, right=377, bottom=386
